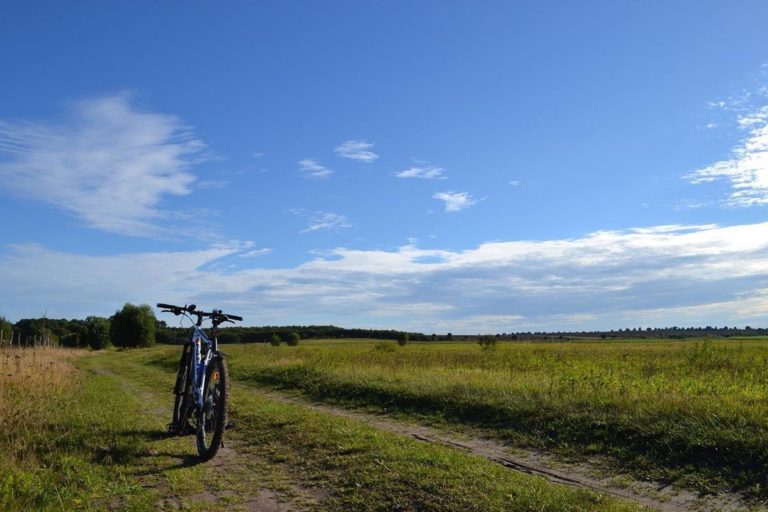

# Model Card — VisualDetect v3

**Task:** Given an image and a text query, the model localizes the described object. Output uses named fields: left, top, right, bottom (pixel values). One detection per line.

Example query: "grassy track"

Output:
left=117, top=347, right=639, bottom=511
left=144, top=338, right=768, bottom=498
left=1, top=346, right=639, bottom=511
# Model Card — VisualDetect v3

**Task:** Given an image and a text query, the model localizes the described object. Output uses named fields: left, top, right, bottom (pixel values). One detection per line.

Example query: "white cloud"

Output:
left=686, top=104, right=768, bottom=207
left=239, top=248, right=272, bottom=258
left=433, top=191, right=477, bottom=212
left=508, top=180, right=520, bottom=186
left=196, top=180, right=229, bottom=189
left=334, top=140, right=378, bottom=163
left=0, top=93, right=207, bottom=236
left=292, top=210, right=352, bottom=233
left=396, top=166, right=446, bottom=179
left=4, top=222, right=767, bottom=332
left=297, top=158, right=333, bottom=179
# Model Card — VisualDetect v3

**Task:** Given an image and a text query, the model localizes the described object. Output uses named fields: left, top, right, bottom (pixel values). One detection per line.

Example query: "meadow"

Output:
left=1, top=344, right=640, bottom=511
left=4, top=337, right=766, bottom=509
left=152, top=337, right=768, bottom=498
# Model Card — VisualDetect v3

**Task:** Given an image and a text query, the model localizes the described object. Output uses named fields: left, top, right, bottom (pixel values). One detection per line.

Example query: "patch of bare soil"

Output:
left=245, top=386, right=754, bottom=512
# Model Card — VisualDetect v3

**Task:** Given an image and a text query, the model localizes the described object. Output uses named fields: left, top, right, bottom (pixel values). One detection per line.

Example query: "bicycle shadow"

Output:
left=97, top=428, right=204, bottom=475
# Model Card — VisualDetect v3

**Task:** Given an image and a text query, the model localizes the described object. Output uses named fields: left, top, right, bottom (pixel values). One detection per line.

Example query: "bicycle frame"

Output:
left=190, top=324, right=217, bottom=410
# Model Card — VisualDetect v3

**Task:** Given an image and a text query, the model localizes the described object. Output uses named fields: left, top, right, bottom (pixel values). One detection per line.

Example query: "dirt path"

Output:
left=240, top=385, right=753, bottom=512
left=89, top=364, right=310, bottom=511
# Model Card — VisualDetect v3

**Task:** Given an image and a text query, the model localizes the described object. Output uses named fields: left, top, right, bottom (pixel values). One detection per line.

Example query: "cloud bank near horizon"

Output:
left=2, top=221, right=767, bottom=332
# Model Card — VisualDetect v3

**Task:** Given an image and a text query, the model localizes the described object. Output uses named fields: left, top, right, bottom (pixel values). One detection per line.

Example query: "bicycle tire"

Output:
left=171, top=344, right=194, bottom=435
left=196, top=356, right=229, bottom=460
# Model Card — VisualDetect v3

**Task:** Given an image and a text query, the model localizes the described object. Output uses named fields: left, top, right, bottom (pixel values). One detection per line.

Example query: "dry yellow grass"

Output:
left=0, top=347, right=81, bottom=467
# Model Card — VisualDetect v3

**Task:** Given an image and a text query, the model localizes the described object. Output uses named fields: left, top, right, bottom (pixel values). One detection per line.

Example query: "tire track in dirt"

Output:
left=239, top=384, right=753, bottom=512
left=88, top=363, right=310, bottom=511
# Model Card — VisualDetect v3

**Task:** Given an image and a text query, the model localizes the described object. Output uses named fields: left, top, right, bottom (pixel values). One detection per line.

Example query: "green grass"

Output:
left=2, top=348, right=255, bottom=511
left=0, top=348, right=164, bottom=510
left=147, top=337, right=768, bottom=498
left=112, top=347, right=638, bottom=511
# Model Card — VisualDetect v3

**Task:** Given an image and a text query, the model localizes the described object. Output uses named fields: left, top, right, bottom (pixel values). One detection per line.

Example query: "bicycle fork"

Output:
left=192, top=335, right=212, bottom=410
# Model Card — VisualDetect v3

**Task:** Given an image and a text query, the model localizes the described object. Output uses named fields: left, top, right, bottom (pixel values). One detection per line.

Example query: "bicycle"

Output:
left=157, top=303, right=242, bottom=461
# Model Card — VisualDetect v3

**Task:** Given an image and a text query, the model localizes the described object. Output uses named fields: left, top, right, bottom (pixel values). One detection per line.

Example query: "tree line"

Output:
left=157, top=324, right=429, bottom=344
left=0, top=303, right=428, bottom=349
left=0, top=303, right=156, bottom=349
left=2, top=304, right=767, bottom=350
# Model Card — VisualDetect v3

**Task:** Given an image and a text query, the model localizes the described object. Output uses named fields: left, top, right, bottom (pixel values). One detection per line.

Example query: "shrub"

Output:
left=477, top=335, right=497, bottom=350
left=373, top=341, right=397, bottom=352
left=397, top=332, right=409, bottom=347
left=270, top=333, right=281, bottom=346
left=287, top=332, right=300, bottom=347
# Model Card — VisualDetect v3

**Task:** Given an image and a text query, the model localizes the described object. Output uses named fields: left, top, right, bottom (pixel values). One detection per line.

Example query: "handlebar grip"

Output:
left=157, top=303, right=177, bottom=309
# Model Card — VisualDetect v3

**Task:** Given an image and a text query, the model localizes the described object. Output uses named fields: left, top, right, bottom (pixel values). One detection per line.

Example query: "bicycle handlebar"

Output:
left=156, top=303, right=242, bottom=323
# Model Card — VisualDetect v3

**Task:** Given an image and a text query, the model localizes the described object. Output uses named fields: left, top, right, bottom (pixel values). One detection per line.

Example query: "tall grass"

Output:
left=0, top=348, right=78, bottom=466
left=0, top=347, right=162, bottom=510
left=202, top=338, right=768, bottom=496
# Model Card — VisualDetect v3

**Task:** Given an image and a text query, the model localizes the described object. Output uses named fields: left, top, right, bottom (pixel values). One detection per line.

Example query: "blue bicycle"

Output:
left=157, top=303, right=242, bottom=460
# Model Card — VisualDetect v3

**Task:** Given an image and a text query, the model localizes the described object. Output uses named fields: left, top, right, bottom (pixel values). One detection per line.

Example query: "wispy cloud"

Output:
left=238, top=248, right=272, bottom=258
left=3, top=222, right=768, bottom=332
left=291, top=210, right=352, bottom=233
left=686, top=104, right=768, bottom=207
left=196, top=180, right=229, bottom=189
left=433, top=191, right=477, bottom=212
left=298, top=158, right=333, bottom=179
left=396, top=165, right=446, bottom=179
left=0, top=93, right=207, bottom=236
left=334, top=139, right=378, bottom=163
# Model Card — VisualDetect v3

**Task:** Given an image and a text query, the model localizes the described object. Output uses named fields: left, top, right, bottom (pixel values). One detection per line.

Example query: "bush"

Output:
left=373, top=342, right=397, bottom=353
left=397, top=332, right=409, bottom=347
left=110, top=304, right=156, bottom=348
left=270, top=333, right=281, bottom=346
left=287, top=332, right=300, bottom=346
left=478, top=335, right=497, bottom=351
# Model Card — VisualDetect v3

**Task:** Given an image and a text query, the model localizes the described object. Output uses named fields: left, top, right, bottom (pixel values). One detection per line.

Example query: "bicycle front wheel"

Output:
left=171, top=344, right=193, bottom=435
left=196, top=356, right=229, bottom=460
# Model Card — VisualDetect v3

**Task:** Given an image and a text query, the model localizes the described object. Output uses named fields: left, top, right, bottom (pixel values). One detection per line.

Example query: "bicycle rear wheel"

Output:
left=196, top=356, right=229, bottom=460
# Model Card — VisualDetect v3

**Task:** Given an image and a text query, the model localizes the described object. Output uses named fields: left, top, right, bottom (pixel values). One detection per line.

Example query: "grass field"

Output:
left=1, top=345, right=640, bottom=511
left=141, top=337, right=768, bottom=499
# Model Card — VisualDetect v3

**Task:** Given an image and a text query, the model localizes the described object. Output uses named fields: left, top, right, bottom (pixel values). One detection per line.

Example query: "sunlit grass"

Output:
left=186, top=337, right=768, bottom=497
left=0, top=347, right=163, bottom=510
left=118, top=346, right=639, bottom=511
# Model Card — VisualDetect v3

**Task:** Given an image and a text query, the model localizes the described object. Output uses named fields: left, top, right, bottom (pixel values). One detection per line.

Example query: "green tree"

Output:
left=0, top=316, right=13, bottom=344
left=270, top=333, right=281, bottom=346
left=59, top=332, right=81, bottom=348
left=397, top=332, right=409, bottom=347
left=85, top=316, right=111, bottom=350
left=110, top=303, right=156, bottom=348
left=287, top=331, right=300, bottom=346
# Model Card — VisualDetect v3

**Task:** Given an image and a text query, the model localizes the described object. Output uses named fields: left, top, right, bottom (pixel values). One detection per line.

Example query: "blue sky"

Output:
left=1, top=1, right=768, bottom=332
